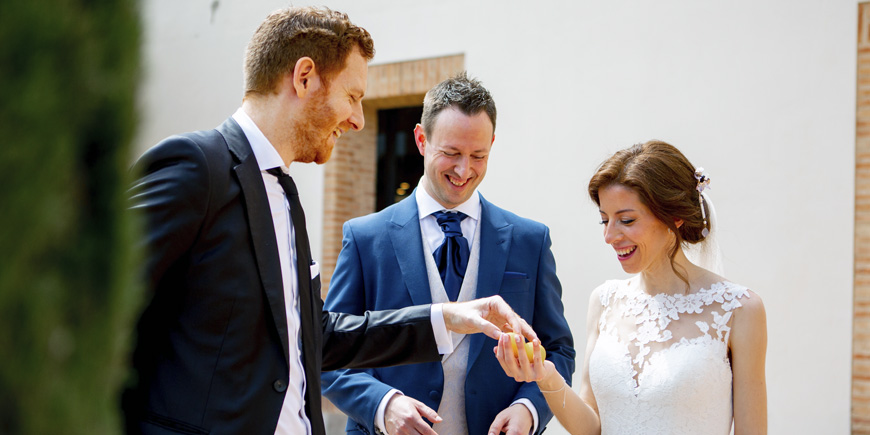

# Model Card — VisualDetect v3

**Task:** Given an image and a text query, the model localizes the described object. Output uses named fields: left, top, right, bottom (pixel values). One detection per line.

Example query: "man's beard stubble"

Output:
left=292, top=87, right=336, bottom=165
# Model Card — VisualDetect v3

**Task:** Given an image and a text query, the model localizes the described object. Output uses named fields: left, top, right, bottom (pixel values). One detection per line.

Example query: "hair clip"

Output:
left=694, top=168, right=711, bottom=237
left=694, top=167, right=711, bottom=193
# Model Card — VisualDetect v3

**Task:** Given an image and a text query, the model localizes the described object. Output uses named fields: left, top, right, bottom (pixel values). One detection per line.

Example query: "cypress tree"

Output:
left=0, top=0, right=142, bottom=433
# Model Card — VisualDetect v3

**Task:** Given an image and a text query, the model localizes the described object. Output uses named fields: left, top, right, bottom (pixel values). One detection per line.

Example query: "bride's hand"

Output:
left=494, top=333, right=559, bottom=388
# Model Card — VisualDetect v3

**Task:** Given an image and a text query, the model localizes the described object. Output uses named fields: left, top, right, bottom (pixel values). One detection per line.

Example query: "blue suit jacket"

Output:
left=321, top=193, right=575, bottom=435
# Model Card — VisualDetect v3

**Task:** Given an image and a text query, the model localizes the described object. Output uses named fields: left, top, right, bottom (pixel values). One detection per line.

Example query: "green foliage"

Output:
left=0, top=0, right=142, bottom=433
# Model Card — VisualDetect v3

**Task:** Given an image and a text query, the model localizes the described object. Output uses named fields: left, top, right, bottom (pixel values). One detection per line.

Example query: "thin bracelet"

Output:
left=539, top=379, right=567, bottom=409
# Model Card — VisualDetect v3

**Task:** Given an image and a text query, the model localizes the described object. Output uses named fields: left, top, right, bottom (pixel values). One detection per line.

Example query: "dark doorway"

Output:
left=376, top=105, right=424, bottom=211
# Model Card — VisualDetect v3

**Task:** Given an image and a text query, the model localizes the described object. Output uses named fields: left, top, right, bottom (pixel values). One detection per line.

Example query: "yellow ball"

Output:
left=506, top=332, right=546, bottom=362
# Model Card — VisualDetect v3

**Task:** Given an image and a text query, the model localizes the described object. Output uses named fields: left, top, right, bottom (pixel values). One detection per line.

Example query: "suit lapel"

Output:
left=466, top=195, right=512, bottom=369
left=388, top=194, right=433, bottom=306
left=218, top=118, right=290, bottom=363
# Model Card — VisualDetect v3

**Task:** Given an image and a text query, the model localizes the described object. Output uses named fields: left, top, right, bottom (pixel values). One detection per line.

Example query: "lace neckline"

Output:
left=597, top=278, right=750, bottom=393
left=604, top=278, right=747, bottom=312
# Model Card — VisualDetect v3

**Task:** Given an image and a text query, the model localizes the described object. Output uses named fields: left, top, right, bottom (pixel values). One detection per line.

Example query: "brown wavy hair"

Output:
left=244, top=6, right=375, bottom=96
left=588, top=140, right=710, bottom=285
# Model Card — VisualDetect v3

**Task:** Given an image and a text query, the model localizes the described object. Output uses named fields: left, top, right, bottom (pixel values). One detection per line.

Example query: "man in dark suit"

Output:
left=321, top=73, right=575, bottom=435
left=124, top=8, right=533, bottom=435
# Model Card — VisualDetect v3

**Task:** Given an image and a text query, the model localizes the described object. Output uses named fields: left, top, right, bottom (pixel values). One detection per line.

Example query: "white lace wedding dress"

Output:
left=588, top=278, right=750, bottom=435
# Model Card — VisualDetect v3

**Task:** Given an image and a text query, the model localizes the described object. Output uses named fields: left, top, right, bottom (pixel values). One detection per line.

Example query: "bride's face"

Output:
left=598, top=184, right=676, bottom=275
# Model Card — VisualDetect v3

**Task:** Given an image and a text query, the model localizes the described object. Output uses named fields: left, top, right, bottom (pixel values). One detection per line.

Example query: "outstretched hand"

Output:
left=442, top=296, right=537, bottom=342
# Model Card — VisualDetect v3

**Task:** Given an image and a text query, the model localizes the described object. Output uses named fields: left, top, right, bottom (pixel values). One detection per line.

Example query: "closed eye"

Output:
left=599, top=218, right=635, bottom=225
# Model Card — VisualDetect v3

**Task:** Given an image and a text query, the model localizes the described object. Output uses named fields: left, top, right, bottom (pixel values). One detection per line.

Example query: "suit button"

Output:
left=273, top=379, right=287, bottom=393
left=429, top=390, right=440, bottom=401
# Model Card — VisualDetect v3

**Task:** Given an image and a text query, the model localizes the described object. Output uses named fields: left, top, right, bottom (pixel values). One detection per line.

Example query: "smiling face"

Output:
left=415, top=107, right=495, bottom=209
left=598, top=184, right=677, bottom=275
left=293, top=46, right=367, bottom=164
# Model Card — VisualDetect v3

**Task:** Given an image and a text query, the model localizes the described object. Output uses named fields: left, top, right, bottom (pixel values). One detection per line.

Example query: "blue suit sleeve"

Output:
left=321, top=222, right=394, bottom=434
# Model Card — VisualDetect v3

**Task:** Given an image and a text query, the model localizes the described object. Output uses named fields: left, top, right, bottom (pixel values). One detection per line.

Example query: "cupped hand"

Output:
left=494, top=332, right=559, bottom=388
left=384, top=394, right=441, bottom=435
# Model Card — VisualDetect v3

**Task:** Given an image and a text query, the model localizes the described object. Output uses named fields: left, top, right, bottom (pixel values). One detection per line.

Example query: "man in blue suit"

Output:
left=321, top=73, right=575, bottom=435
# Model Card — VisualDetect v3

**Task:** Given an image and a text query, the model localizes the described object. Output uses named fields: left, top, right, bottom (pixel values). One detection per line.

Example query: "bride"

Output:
left=494, top=140, right=767, bottom=434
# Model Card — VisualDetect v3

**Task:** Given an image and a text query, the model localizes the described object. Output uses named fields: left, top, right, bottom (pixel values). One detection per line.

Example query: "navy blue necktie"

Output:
left=432, top=211, right=469, bottom=302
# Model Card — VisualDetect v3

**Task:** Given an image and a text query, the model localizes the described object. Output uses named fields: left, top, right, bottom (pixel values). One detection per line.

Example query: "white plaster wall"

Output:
left=137, top=1, right=857, bottom=433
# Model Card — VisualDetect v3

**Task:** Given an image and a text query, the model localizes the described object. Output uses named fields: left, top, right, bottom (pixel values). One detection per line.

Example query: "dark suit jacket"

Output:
left=321, top=193, right=575, bottom=435
left=124, top=118, right=440, bottom=435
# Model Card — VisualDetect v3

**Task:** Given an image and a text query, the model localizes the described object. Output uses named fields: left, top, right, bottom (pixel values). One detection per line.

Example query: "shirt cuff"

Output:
left=511, top=399, right=538, bottom=434
left=430, top=303, right=454, bottom=354
left=376, top=389, right=402, bottom=435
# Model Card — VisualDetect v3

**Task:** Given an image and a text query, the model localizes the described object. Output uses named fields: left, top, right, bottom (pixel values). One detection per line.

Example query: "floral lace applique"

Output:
left=597, top=279, right=750, bottom=387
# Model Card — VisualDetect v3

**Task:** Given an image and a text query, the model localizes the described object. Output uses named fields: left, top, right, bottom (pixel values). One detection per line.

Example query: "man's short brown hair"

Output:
left=421, top=72, right=497, bottom=137
left=244, top=6, right=374, bottom=96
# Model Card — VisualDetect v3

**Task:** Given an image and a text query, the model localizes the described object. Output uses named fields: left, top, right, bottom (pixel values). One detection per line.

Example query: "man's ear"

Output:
left=292, top=56, right=319, bottom=98
left=413, top=124, right=426, bottom=155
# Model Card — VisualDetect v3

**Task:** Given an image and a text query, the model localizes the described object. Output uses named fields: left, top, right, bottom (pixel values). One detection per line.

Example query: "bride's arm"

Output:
left=493, top=289, right=603, bottom=435
left=730, top=289, right=768, bottom=434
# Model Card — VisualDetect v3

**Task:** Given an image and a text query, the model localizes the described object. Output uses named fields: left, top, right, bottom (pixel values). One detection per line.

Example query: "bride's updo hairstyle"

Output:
left=588, top=140, right=711, bottom=283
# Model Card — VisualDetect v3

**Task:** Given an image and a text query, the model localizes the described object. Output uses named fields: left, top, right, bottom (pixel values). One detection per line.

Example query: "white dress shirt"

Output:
left=233, top=108, right=311, bottom=435
left=233, top=109, right=453, bottom=435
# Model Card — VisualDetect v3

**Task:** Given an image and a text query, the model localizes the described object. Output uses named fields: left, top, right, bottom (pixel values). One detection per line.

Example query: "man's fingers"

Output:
left=413, top=419, right=439, bottom=435
left=516, top=317, right=538, bottom=343
left=477, top=318, right=502, bottom=341
left=443, top=300, right=504, bottom=337
left=386, top=395, right=440, bottom=435
left=488, top=296, right=536, bottom=343
left=411, top=398, right=442, bottom=424
left=443, top=296, right=540, bottom=342
left=488, top=411, right=509, bottom=435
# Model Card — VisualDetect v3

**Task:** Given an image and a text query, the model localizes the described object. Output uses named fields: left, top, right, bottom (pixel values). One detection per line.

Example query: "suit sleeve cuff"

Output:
left=511, top=399, right=538, bottom=434
left=376, top=389, right=402, bottom=434
left=430, top=303, right=454, bottom=354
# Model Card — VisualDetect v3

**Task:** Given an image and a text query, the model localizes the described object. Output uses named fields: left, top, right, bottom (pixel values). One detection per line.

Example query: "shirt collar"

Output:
left=232, top=107, right=287, bottom=174
left=415, top=178, right=481, bottom=221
